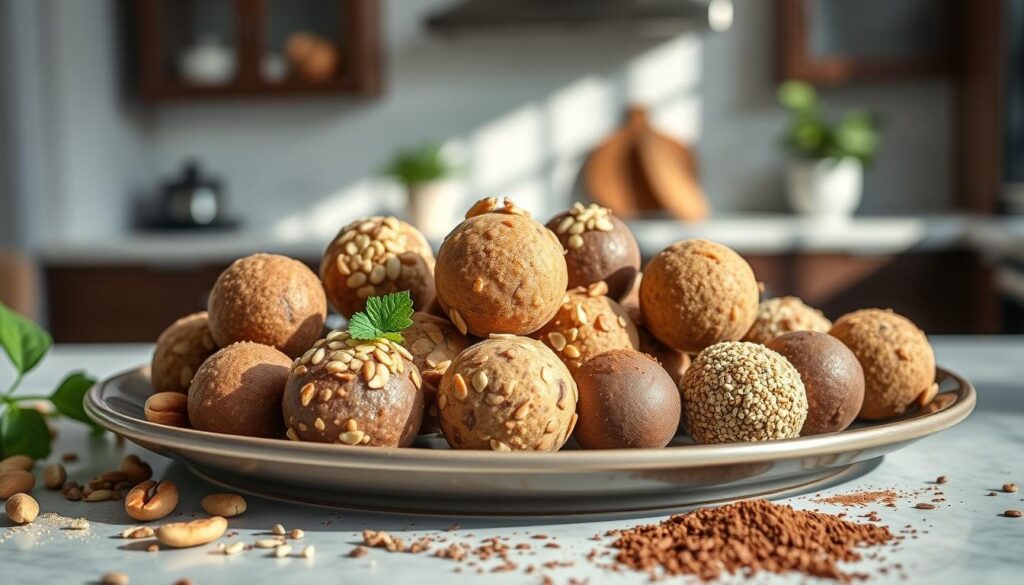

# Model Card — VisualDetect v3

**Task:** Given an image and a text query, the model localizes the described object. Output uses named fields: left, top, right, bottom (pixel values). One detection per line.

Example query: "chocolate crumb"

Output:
left=1004, top=509, right=1022, bottom=518
left=936, top=475, right=948, bottom=484
left=914, top=503, right=936, bottom=510
left=349, top=546, right=369, bottom=558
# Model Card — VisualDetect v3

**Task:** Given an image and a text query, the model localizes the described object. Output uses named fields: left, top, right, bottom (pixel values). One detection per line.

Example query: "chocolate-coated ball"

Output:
left=546, top=203, right=640, bottom=300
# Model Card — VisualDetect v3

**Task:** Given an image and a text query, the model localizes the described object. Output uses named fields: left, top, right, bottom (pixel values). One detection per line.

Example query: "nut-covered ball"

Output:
left=320, top=216, right=436, bottom=318
left=434, top=197, right=568, bottom=337
left=533, top=282, right=639, bottom=374
left=743, top=296, right=832, bottom=344
left=574, top=350, right=681, bottom=449
left=283, top=330, right=424, bottom=447
left=546, top=203, right=640, bottom=300
left=829, top=309, right=935, bottom=421
left=402, top=312, right=472, bottom=432
left=188, top=342, right=292, bottom=438
left=208, top=254, right=327, bottom=358
left=681, top=342, right=807, bottom=443
left=438, top=335, right=577, bottom=451
left=767, top=331, right=864, bottom=435
left=640, top=240, right=759, bottom=354
left=151, top=312, right=217, bottom=393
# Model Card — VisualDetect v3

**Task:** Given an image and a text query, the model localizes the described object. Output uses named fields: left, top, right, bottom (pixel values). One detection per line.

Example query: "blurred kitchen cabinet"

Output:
left=131, top=0, right=381, bottom=100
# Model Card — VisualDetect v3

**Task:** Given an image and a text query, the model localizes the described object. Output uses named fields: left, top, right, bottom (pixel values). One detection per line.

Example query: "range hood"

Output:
left=427, top=0, right=734, bottom=35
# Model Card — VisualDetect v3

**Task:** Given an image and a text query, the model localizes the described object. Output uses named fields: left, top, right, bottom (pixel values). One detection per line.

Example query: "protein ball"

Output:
left=151, top=311, right=217, bottom=393
left=401, top=312, right=471, bottom=433
left=743, top=296, right=832, bottom=345
left=546, top=203, right=640, bottom=300
left=282, top=330, right=424, bottom=447
left=320, top=216, right=436, bottom=318
left=682, top=342, right=807, bottom=443
left=640, top=239, right=759, bottom=354
left=621, top=275, right=692, bottom=387
left=188, top=342, right=292, bottom=438
left=829, top=309, right=936, bottom=421
left=574, top=350, right=681, bottom=449
left=434, top=197, right=568, bottom=337
left=767, top=331, right=865, bottom=435
left=208, top=254, right=327, bottom=358
left=438, top=335, right=577, bottom=452
left=533, top=282, right=639, bottom=374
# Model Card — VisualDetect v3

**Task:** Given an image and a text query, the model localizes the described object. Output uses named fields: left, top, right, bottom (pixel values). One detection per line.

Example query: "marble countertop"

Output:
left=2, top=337, right=1023, bottom=584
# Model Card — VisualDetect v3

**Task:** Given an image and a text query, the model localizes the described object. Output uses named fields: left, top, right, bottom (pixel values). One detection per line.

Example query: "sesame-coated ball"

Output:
left=681, top=342, right=807, bottom=443
left=742, top=296, right=832, bottom=345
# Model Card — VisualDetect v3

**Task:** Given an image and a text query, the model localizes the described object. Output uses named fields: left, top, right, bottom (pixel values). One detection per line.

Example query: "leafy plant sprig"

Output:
left=347, top=291, right=414, bottom=343
left=380, top=142, right=457, bottom=186
left=0, top=301, right=100, bottom=459
left=777, top=80, right=881, bottom=166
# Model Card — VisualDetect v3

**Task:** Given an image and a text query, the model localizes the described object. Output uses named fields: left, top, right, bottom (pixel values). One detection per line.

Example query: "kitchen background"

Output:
left=0, top=0, right=1022, bottom=342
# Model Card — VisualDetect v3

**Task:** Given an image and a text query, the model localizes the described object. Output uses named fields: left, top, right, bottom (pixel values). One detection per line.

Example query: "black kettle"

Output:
left=158, top=161, right=225, bottom=228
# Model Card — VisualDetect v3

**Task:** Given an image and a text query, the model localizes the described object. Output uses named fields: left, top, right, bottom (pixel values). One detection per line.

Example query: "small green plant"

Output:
left=347, top=291, right=414, bottom=343
left=380, top=143, right=456, bottom=186
left=0, top=301, right=100, bottom=459
left=777, top=80, right=881, bottom=166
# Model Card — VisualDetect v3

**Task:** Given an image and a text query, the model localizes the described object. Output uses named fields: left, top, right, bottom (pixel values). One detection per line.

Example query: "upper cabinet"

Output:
left=132, top=0, right=381, bottom=100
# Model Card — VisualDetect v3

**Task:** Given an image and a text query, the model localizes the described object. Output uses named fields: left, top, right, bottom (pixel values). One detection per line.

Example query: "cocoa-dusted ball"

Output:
left=681, top=342, right=807, bottom=443
left=438, top=335, right=577, bottom=452
left=546, top=203, right=640, bottom=300
left=829, top=309, right=935, bottom=421
left=320, top=216, right=436, bottom=318
left=533, top=282, right=639, bottom=374
left=767, top=331, right=864, bottom=435
left=188, top=342, right=292, bottom=438
left=283, top=330, right=424, bottom=447
left=208, top=254, right=327, bottom=358
left=743, top=296, right=832, bottom=345
left=151, top=311, right=217, bottom=393
left=401, top=312, right=471, bottom=432
left=640, top=240, right=759, bottom=354
left=574, top=350, right=681, bottom=449
left=434, top=197, right=568, bottom=337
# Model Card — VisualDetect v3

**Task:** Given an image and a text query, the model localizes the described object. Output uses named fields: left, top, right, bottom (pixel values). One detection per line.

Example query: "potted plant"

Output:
left=777, top=81, right=881, bottom=218
left=381, top=143, right=458, bottom=239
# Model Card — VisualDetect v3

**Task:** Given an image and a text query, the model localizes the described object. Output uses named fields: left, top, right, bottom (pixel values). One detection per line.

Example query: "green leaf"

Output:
left=50, top=372, right=103, bottom=435
left=777, top=80, right=818, bottom=112
left=0, top=404, right=51, bottom=459
left=347, top=311, right=380, bottom=340
left=380, top=142, right=456, bottom=186
left=348, top=291, right=415, bottom=342
left=0, top=301, right=52, bottom=375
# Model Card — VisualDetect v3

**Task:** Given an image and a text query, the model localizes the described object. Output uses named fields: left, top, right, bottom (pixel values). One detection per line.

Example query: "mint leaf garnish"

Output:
left=348, top=291, right=415, bottom=343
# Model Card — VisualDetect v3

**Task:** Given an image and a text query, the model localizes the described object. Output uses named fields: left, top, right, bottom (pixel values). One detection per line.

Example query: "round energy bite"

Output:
left=402, top=312, right=472, bottom=432
left=574, top=350, right=681, bottom=449
left=320, top=216, right=436, bottom=318
left=434, top=197, right=568, bottom=337
left=743, top=296, right=832, bottom=345
left=829, top=309, right=935, bottom=421
left=640, top=240, right=759, bottom=354
left=681, top=342, right=807, bottom=443
left=208, top=254, right=327, bottom=358
left=767, top=331, right=864, bottom=435
left=188, top=342, right=292, bottom=438
left=151, top=311, right=217, bottom=393
left=546, top=203, right=640, bottom=300
left=438, top=335, right=577, bottom=452
left=621, top=274, right=692, bottom=387
left=283, top=330, right=423, bottom=447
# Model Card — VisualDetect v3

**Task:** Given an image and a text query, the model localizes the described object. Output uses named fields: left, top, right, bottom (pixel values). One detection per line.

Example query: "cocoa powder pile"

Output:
left=610, top=499, right=893, bottom=581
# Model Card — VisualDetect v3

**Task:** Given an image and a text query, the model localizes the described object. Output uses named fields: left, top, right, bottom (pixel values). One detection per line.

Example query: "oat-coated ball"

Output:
left=829, top=308, right=935, bottom=421
left=320, top=216, right=436, bottom=318
left=401, top=312, right=472, bottom=433
left=434, top=197, right=568, bottom=337
left=208, top=254, right=327, bottom=358
left=151, top=311, right=217, bottom=393
left=438, top=335, right=577, bottom=452
left=640, top=239, right=759, bottom=354
left=742, top=296, right=832, bottom=345
left=681, top=342, right=807, bottom=443
left=282, top=330, right=424, bottom=447
left=546, top=203, right=640, bottom=300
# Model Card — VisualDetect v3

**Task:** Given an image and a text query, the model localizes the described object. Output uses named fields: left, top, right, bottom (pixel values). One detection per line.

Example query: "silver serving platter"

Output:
left=85, top=366, right=974, bottom=517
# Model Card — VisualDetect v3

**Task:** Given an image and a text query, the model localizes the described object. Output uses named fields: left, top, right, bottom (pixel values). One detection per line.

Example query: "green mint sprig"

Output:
left=347, top=291, right=415, bottom=343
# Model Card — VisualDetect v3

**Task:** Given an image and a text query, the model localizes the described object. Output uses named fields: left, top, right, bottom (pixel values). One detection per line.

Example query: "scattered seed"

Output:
left=274, top=544, right=292, bottom=558
left=914, top=503, right=936, bottom=510
left=224, top=541, right=245, bottom=555
left=255, top=539, right=282, bottom=549
left=271, top=524, right=286, bottom=536
left=1004, top=509, right=1022, bottom=518
left=101, top=572, right=129, bottom=585
left=302, top=545, right=316, bottom=558
left=290, top=529, right=305, bottom=539
left=1004, top=483, right=1019, bottom=493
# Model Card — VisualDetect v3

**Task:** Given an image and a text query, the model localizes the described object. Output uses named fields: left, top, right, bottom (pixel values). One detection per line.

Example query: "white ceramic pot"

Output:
left=179, top=36, right=236, bottom=86
left=786, top=157, right=863, bottom=218
left=407, top=180, right=458, bottom=240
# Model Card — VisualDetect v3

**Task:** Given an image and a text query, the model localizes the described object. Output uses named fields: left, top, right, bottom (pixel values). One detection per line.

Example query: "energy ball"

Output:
left=638, top=328, right=692, bottom=388
left=533, top=282, right=639, bottom=374
left=574, top=350, right=681, bottom=449
left=208, top=254, right=327, bottom=358
left=681, top=342, right=807, bottom=443
left=640, top=239, right=759, bottom=354
left=546, top=203, right=640, bottom=300
left=829, top=309, right=936, bottom=421
left=402, top=312, right=472, bottom=432
left=743, top=296, right=832, bottom=345
left=434, top=197, right=568, bottom=337
left=767, top=331, right=864, bottom=435
left=151, top=311, right=217, bottom=393
left=282, top=330, right=424, bottom=447
left=188, top=342, right=292, bottom=438
left=320, top=216, right=436, bottom=318
left=438, top=335, right=577, bottom=452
